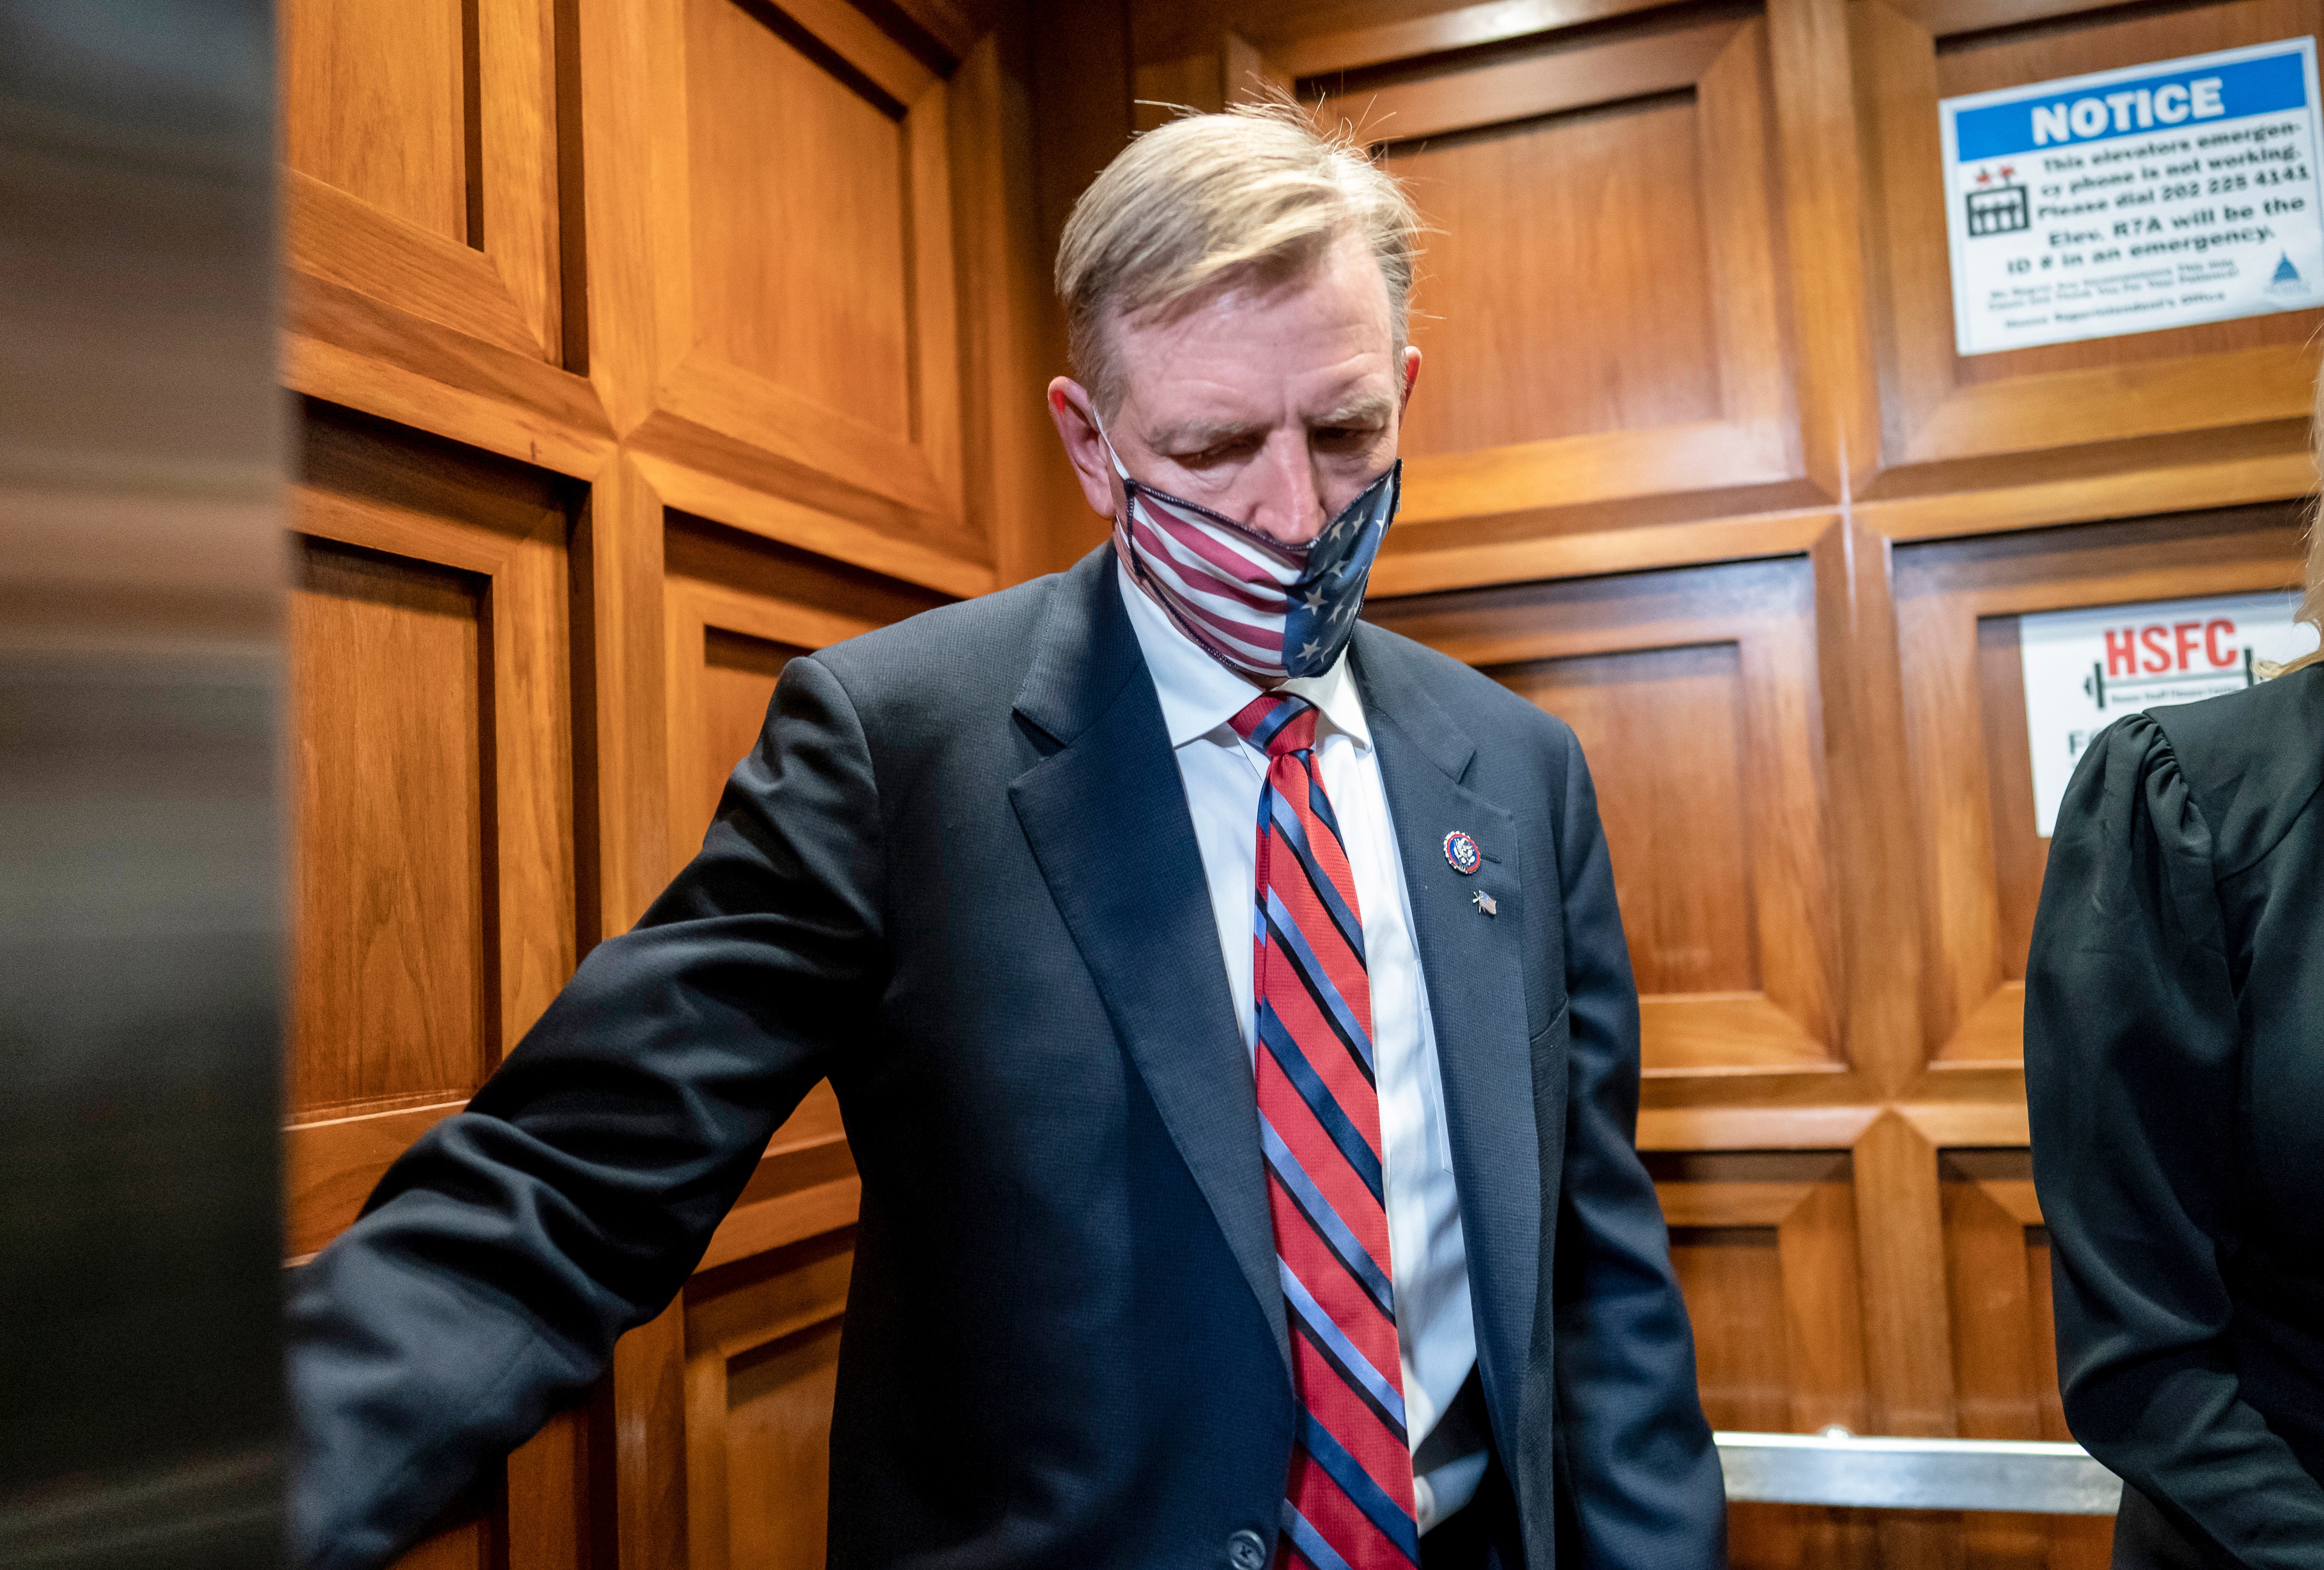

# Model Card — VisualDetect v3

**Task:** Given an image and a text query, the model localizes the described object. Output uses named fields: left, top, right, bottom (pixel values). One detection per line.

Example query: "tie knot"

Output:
left=1229, top=693, right=1318, bottom=758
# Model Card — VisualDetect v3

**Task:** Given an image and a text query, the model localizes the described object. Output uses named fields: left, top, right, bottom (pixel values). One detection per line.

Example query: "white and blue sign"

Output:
left=1940, top=38, right=2324, bottom=354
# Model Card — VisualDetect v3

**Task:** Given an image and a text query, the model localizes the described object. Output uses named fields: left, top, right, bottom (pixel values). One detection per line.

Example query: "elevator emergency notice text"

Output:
left=1940, top=38, right=2324, bottom=354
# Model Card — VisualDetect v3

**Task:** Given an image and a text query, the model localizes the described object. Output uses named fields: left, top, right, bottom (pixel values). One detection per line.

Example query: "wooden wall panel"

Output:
left=682, top=1233, right=856, bottom=1570
left=1940, top=1151, right=2114, bottom=1568
left=276, top=0, right=1043, bottom=1564
left=1322, top=13, right=1816, bottom=546
left=589, top=0, right=1002, bottom=596
left=1369, top=558, right=1842, bottom=1080
left=684, top=0, right=916, bottom=439
left=280, top=0, right=605, bottom=473
left=267, top=0, right=2324, bottom=1562
left=1857, top=0, right=2324, bottom=485
left=289, top=540, right=491, bottom=1116
left=1652, top=1152, right=1879, bottom=1569
left=1891, top=504, right=2306, bottom=1064
left=1387, top=96, right=1723, bottom=450
left=283, top=0, right=470, bottom=244
left=283, top=406, right=580, bottom=1265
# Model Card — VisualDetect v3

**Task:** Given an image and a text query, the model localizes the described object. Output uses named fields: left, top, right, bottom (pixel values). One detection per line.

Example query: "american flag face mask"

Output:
left=1098, top=423, right=1401, bottom=682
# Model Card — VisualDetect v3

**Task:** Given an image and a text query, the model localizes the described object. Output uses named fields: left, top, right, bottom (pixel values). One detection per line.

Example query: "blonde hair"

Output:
left=1055, top=100, right=1423, bottom=414
left=2288, top=372, right=2324, bottom=674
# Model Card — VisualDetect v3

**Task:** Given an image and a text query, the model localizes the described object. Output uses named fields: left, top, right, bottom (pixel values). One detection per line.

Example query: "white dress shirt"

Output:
left=1117, top=563, right=1486, bottom=1530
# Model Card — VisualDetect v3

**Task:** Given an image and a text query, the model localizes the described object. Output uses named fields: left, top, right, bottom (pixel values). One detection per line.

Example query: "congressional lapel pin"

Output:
left=1442, top=830, right=1481, bottom=875
left=1472, top=888, right=1498, bottom=917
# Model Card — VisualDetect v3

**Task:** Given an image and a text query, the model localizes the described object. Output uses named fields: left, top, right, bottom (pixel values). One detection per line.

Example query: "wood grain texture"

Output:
left=283, top=0, right=469, bottom=243
left=682, top=1233, right=856, bottom=1570
left=1341, top=15, right=1803, bottom=536
left=289, top=537, right=490, bottom=1116
left=571, top=0, right=994, bottom=592
left=285, top=407, right=577, bottom=1265
left=1495, top=643, right=1759, bottom=994
left=686, top=0, right=914, bottom=437
left=1942, top=1152, right=2116, bottom=1566
left=1891, top=504, right=2306, bottom=1061
left=1857, top=0, right=2324, bottom=473
left=1372, top=554, right=1841, bottom=1078
left=1278, top=0, right=1679, bottom=77
left=1357, top=19, right=1741, bottom=145
left=282, top=0, right=571, bottom=395
left=1768, top=0, right=1881, bottom=499
left=1390, top=96, right=1723, bottom=450
left=270, top=1, right=2324, bottom=1564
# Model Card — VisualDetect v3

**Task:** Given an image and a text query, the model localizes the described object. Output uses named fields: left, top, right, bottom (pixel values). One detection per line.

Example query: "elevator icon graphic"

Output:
left=1965, top=165, right=2030, bottom=236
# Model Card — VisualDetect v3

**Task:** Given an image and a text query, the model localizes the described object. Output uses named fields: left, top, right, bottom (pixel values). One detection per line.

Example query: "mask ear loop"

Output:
left=1087, top=407, right=1131, bottom=482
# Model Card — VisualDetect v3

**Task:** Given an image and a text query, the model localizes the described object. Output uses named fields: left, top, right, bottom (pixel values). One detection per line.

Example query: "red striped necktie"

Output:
left=1229, top=694, right=1421, bottom=1570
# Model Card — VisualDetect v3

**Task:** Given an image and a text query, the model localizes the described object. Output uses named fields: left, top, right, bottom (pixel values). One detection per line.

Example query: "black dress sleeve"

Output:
left=285, top=654, right=887, bottom=1570
left=2025, top=713, right=2324, bottom=1568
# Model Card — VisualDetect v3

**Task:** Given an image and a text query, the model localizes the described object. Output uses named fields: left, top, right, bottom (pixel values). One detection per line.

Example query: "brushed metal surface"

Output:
left=1716, top=1431, right=2124, bottom=1516
left=0, top=1, right=285, bottom=1565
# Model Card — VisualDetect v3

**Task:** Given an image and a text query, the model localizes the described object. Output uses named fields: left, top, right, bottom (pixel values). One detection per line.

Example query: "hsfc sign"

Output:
left=2100, top=612, right=2267, bottom=686
left=2018, top=590, right=2318, bottom=835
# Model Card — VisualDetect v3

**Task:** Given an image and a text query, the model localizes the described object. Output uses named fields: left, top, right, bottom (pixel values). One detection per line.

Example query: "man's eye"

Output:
left=1313, top=427, right=1376, bottom=448
left=1182, top=439, right=1253, bottom=466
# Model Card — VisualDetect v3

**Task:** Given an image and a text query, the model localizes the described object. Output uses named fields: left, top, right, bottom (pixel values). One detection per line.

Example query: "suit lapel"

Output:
left=1353, top=627, right=1542, bottom=1465
left=1009, top=550, right=1294, bottom=1378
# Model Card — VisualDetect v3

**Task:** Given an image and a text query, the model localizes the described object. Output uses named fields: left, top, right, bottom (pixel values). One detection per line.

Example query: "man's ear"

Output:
left=1399, top=345, right=1422, bottom=410
left=1047, top=378, right=1119, bottom=519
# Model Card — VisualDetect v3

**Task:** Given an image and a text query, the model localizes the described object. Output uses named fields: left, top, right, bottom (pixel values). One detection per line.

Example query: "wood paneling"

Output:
left=685, top=0, right=916, bottom=438
left=1892, top=504, right=2306, bottom=1064
left=1941, top=1150, right=2114, bottom=1568
left=1329, top=12, right=1814, bottom=546
left=1371, top=556, right=1841, bottom=1079
left=1390, top=96, right=1723, bottom=449
left=283, top=407, right=579, bottom=1264
left=1856, top=0, right=2324, bottom=485
left=276, top=0, right=1051, bottom=1564
left=584, top=0, right=996, bottom=596
left=270, top=0, right=2324, bottom=1562
left=289, top=539, right=491, bottom=1115
left=1500, top=642, right=1757, bottom=995
left=281, top=0, right=597, bottom=471
left=283, top=0, right=470, bottom=243
left=682, top=1232, right=856, bottom=1570
left=1653, top=1152, right=1879, bottom=1570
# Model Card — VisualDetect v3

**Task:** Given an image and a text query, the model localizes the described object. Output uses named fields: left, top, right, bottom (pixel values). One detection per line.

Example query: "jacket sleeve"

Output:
left=2026, top=714, right=2324, bottom=1567
left=1544, top=724, right=1727, bottom=1567
left=285, top=654, right=886, bottom=1570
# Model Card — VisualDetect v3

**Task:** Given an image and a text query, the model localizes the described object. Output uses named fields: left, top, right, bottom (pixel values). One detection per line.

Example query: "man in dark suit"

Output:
left=289, top=103, right=1725, bottom=1570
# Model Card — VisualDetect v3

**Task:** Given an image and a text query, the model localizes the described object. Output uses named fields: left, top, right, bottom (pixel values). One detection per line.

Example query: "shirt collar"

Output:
left=1116, top=559, right=1372, bottom=754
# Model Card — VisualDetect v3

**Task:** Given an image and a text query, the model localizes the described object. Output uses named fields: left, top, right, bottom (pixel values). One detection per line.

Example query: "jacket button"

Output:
left=1227, top=1528, right=1267, bottom=1570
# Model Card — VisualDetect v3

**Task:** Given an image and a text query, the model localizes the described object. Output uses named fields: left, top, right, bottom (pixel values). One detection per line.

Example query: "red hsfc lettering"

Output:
left=2175, top=621, right=2205, bottom=671
left=2106, top=616, right=2242, bottom=676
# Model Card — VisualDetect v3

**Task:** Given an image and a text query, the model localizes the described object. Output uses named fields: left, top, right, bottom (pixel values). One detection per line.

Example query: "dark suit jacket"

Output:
left=288, top=546, right=1725, bottom=1570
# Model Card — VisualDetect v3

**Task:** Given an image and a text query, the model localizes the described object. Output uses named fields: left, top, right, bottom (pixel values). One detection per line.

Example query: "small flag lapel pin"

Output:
left=1472, top=889, right=1498, bottom=917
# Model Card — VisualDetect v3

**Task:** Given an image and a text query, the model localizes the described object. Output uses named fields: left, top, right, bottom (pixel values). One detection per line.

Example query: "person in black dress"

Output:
left=2025, top=563, right=2324, bottom=1569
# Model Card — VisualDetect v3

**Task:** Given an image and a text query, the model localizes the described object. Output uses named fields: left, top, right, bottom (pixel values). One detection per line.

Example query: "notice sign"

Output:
left=2019, top=591, right=2319, bottom=835
left=1940, top=38, right=2324, bottom=354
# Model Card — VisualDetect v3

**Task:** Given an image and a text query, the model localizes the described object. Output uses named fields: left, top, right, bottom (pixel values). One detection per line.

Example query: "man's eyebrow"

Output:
left=1143, top=394, right=1397, bottom=450
left=1308, top=393, right=1397, bottom=427
left=1143, top=418, right=1266, bottom=451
